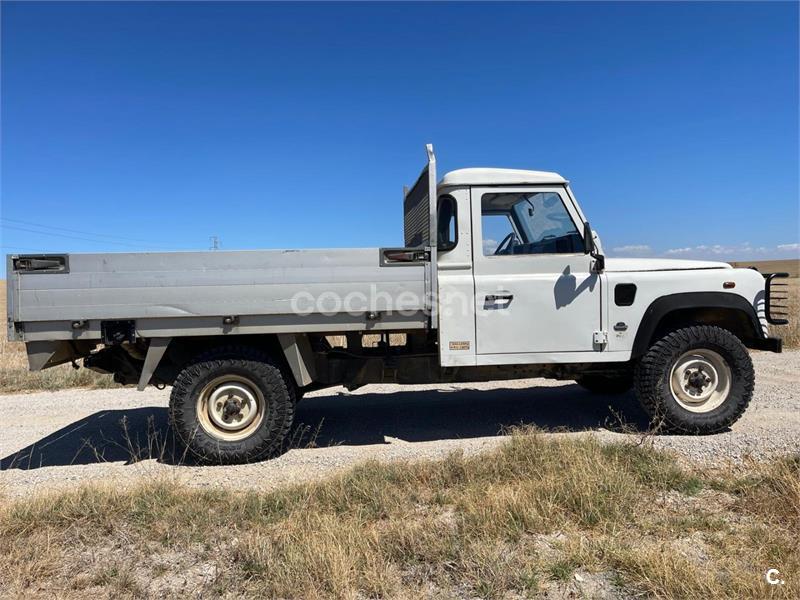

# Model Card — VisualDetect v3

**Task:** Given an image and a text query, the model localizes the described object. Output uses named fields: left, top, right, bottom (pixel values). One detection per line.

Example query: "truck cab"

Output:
left=435, top=167, right=603, bottom=365
left=405, top=150, right=780, bottom=371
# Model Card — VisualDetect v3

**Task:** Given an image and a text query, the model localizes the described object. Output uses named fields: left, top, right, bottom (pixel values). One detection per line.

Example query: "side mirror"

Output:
left=583, top=221, right=605, bottom=273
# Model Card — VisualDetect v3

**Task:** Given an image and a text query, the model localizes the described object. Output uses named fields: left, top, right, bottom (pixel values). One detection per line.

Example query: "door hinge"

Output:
left=593, top=330, right=608, bottom=346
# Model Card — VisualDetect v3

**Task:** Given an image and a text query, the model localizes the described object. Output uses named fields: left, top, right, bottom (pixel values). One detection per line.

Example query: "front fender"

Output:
left=630, top=292, right=773, bottom=357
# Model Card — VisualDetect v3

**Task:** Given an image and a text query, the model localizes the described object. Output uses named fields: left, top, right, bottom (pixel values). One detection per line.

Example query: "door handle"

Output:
left=484, top=293, right=514, bottom=309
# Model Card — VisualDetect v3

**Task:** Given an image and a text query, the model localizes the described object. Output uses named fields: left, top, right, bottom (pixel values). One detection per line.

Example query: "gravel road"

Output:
left=2, top=351, right=798, bottom=498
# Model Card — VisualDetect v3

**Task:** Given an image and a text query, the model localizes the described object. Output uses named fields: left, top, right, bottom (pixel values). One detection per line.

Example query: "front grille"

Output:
left=764, top=272, right=790, bottom=325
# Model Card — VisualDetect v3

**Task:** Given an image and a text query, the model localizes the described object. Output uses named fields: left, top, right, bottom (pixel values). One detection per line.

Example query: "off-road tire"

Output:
left=576, top=374, right=633, bottom=394
left=169, top=346, right=295, bottom=464
left=634, top=326, right=754, bottom=434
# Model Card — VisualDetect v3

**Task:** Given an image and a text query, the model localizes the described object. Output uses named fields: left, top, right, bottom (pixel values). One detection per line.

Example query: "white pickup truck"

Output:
left=6, top=145, right=787, bottom=463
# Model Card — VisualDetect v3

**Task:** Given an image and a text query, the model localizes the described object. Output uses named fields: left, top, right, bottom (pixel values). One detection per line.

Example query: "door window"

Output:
left=481, top=191, right=584, bottom=255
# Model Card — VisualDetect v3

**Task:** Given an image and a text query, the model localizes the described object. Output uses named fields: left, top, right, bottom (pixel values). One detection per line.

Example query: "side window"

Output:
left=437, top=195, right=457, bottom=251
left=481, top=191, right=584, bottom=256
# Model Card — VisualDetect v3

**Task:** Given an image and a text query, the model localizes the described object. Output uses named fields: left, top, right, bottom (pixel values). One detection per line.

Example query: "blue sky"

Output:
left=2, top=1, right=798, bottom=270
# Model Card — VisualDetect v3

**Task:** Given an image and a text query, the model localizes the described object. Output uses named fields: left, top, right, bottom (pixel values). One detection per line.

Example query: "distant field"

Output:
left=729, top=258, right=800, bottom=278
left=1, top=259, right=798, bottom=392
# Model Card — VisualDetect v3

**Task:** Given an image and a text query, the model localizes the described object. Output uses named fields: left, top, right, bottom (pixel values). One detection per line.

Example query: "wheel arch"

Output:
left=631, top=292, right=764, bottom=359
left=149, top=333, right=313, bottom=390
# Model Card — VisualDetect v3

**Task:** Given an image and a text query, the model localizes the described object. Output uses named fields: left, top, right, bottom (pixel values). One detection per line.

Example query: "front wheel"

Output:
left=169, top=347, right=296, bottom=464
left=634, top=326, right=754, bottom=434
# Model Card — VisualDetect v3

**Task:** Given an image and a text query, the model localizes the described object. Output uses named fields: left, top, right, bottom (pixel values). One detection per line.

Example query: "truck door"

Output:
left=471, top=186, right=601, bottom=356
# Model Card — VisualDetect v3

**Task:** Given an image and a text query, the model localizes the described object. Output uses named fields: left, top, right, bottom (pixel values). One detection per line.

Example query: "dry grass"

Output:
left=0, top=431, right=797, bottom=598
left=0, top=341, right=114, bottom=392
left=325, top=333, right=406, bottom=348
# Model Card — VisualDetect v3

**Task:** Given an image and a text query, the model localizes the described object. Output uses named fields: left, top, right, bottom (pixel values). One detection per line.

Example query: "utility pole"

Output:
left=209, top=235, right=221, bottom=251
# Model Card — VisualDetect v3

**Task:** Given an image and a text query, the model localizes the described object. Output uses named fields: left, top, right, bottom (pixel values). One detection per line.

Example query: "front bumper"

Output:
left=752, top=336, right=782, bottom=353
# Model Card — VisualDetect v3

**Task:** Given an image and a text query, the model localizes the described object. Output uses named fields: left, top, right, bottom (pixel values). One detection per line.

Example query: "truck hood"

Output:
left=604, top=258, right=732, bottom=272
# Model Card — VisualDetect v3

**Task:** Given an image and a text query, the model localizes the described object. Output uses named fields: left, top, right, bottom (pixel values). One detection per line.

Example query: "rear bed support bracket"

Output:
left=277, top=333, right=316, bottom=387
left=137, top=337, right=172, bottom=391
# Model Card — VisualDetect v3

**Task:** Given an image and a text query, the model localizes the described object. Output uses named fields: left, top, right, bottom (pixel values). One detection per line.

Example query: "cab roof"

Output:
left=439, top=168, right=567, bottom=187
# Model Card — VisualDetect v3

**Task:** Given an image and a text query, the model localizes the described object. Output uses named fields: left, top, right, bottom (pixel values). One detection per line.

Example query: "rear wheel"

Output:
left=169, top=346, right=295, bottom=464
left=634, top=326, right=754, bottom=434
left=576, top=374, right=633, bottom=394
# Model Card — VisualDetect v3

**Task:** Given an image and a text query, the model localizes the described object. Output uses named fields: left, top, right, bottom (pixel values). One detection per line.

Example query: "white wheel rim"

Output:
left=669, top=349, right=731, bottom=413
left=196, top=375, right=265, bottom=441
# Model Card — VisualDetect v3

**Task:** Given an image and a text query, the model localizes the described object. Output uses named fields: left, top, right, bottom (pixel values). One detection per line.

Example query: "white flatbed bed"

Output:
left=8, top=248, right=428, bottom=343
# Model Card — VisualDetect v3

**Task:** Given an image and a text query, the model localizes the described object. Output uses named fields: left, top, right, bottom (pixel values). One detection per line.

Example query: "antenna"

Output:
left=209, top=235, right=221, bottom=251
